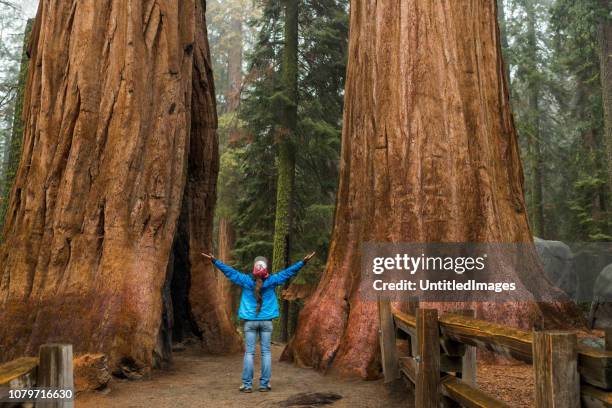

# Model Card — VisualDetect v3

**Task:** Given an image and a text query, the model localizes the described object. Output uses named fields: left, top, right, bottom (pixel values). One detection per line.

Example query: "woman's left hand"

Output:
left=201, top=252, right=216, bottom=262
left=303, top=251, right=316, bottom=263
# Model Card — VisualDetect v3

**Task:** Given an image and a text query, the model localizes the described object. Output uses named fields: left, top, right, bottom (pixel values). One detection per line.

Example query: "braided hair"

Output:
left=252, top=256, right=269, bottom=315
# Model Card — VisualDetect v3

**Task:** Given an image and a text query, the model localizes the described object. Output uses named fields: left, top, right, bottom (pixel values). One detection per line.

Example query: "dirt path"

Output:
left=77, top=344, right=411, bottom=408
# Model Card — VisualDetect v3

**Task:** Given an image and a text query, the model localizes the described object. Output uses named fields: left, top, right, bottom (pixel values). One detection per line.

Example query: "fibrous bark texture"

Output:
left=282, top=0, right=581, bottom=379
left=0, top=0, right=240, bottom=372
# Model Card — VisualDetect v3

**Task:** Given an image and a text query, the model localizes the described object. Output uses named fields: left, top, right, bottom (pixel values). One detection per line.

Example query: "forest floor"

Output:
left=478, top=363, right=534, bottom=407
left=77, top=333, right=604, bottom=407
left=475, top=330, right=605, bottom=407
left=76, top=343, right=411, bottom=408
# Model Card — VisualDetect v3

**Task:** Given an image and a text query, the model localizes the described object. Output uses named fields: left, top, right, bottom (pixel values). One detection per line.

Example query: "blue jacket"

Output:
left=213, top=259, right=305, bottom=321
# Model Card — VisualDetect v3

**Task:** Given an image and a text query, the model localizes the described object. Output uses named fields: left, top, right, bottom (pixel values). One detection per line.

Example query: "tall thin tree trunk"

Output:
left=599, top=0, right=612, bottom=204
left=272, top=0, right=298, bottom=343
left=218, top=217, right=237, bottom=318
left=526, top=0, right=545, bottom=237
left=498, top=0, right=512, bottom=92
left=282, top=0, right=581, bottom=379
left=0, top=19, right=33, bottom=236
left=226, top=4, right=243, bottom=113
left=0, top=0, right=241, bottom=372
left=575, top=63, right=607, bottom=230
left=215, top=2, right=244, bottom=319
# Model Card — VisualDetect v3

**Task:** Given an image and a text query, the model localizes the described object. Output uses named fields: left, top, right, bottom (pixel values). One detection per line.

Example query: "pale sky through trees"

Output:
left=21, top=0, right=38, bottom=18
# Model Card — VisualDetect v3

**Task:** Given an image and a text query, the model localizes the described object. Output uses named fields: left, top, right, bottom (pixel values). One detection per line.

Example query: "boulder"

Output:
left=593, top=264, right=612, bottom=300
left=534, top=237, right=577, bottom=299
left=590, top=263, right=612, bottom=328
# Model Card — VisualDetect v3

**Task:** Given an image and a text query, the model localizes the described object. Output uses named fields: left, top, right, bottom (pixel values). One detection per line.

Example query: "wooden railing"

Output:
left=0, top=344, right=74, bottom=407
left=377, top=299, right=612, bottom=408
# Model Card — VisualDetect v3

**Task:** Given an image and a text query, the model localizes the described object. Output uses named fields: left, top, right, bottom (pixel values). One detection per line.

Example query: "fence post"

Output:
left=605, top=328, right=612, bottom=351
left=407, top=296, right=419, bottom=315
left=455, top=309, right=476, bottom=385
left=37, top=344, right=74, bottom=408
left=408, top=296, right=419, bottom=357
left=416, top=308, right=440, bottom=408
left=378, top=297, right=400, bottom=383
left=533, top=331, right=579, bottom=408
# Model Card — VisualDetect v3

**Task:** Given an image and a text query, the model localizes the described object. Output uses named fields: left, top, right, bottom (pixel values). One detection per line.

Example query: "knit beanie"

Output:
left=252, top=256, right=269, bottom=280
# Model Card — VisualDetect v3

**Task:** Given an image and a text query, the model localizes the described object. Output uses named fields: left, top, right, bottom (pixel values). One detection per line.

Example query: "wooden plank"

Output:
left=438, top=313, right=533, bottom=362
left=0, top=357, right=38, bottom=385
left=440, top=376, right=512, bottom=408
left=407, top=296, right=419, bottom=314
left=393, top=309, right=416, bottom=336
left=407, top=297, right=419, bottom=356
left=395, top=310, right=612, bottom=389
left=589, top=299, right=600, bottom=329
left=378, top=298, right=400, bottom=383
left=582, top=384, right=612, bottom=408
left=533, top=331, right=580, bottom=408
left=456, top=310, right=476, bottom=385
left=406, top=354, right=462, bottom=377
left=440, top=313, right=612, bottom=389
left=577, top=345, right=612, bottom=389
left=399, top=356, right=417, bottom=384
left=416, top=308, right=440, bottom=408
left=38, top=344, right=74, bottom=408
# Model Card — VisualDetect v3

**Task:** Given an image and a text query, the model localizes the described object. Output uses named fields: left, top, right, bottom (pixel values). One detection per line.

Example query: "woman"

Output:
left=201, top=251, right=316, bottom=393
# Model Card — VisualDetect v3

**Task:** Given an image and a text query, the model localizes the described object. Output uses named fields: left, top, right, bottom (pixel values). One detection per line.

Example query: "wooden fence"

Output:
left=0, top=344, right=74, bottom=408
left=378, top=299, right=612, bottom=408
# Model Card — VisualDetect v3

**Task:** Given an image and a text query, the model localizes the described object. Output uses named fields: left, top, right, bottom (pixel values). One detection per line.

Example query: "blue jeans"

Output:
left=242, top=320, right=273, bottom=388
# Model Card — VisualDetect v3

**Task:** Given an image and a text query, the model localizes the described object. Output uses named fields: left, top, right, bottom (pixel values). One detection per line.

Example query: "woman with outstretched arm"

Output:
left=201, top=251, right=316, bottom=393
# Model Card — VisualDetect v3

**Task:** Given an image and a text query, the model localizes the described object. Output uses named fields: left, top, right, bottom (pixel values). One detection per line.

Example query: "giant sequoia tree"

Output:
left=282, top=0, right=581, bottom=379
left=0, top=0, right=241, bottom=374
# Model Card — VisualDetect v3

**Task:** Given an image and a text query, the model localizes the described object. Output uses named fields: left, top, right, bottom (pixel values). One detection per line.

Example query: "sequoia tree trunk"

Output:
left=0, top=0, right=240, bottom=373
left=282, top=0, right=582, bottom=379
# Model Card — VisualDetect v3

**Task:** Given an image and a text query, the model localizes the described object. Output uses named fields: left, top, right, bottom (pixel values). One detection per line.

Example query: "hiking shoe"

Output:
left=239, top=385, right=252, bottom=393
left=259, top=385, right=272, bottom=392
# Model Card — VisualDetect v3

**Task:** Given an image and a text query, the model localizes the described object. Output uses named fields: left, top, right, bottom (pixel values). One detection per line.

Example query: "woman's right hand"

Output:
left=201, top=252, right=216, bottom=262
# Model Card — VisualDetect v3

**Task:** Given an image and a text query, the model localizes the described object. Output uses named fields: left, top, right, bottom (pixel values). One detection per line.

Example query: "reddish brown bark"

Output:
left=282, top=0, right=582, bottom=379
left=0, top=0, right=240, bottom=373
